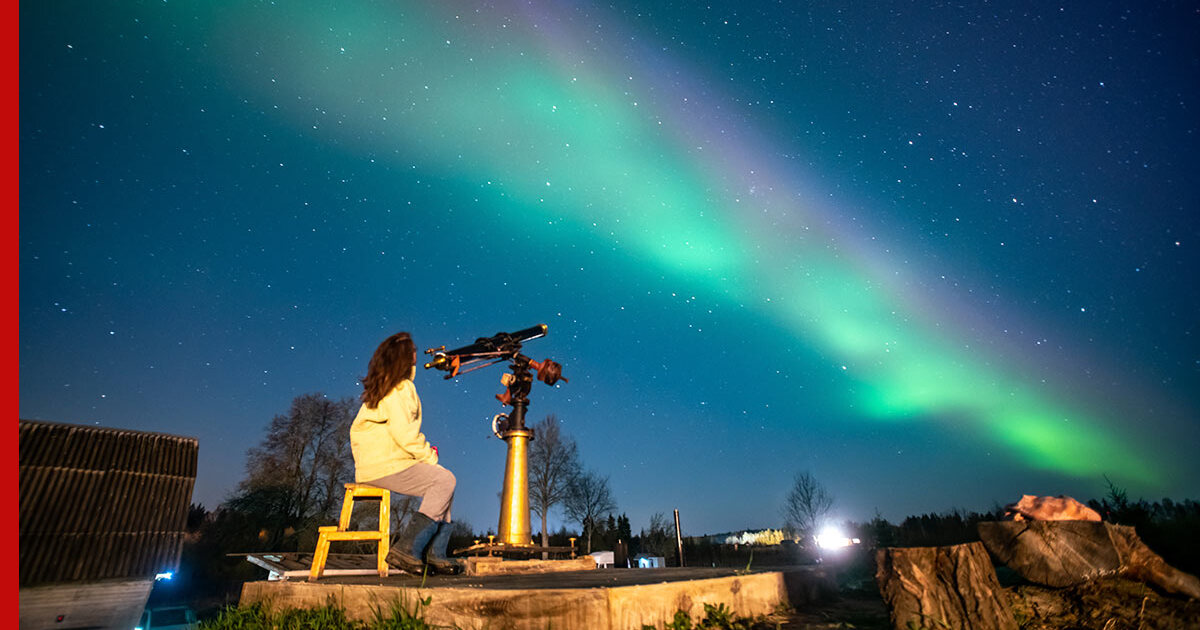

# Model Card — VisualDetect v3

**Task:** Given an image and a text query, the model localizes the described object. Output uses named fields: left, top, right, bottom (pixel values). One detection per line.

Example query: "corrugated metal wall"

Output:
left=19, top=419, right=199, bottom=586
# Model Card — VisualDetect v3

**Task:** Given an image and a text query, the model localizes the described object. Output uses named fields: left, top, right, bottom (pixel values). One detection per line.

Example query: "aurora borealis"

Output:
left=19, top=1, right=1199, bottom=534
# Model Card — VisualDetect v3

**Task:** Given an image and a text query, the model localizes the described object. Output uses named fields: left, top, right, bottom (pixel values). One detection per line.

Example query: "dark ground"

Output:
left=768, top=579, right=1200, bottom=630
left=773, top=587, right=891, bottom=629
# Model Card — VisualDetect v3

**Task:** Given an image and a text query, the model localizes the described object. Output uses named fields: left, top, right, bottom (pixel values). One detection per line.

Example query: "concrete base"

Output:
left=19, top=578, right=153, bottom=630
left=239, top=566, right=836, bottom=630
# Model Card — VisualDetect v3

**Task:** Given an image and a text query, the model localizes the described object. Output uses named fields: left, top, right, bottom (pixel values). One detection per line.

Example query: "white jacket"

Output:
left=350, top=378, right=438, bottom=482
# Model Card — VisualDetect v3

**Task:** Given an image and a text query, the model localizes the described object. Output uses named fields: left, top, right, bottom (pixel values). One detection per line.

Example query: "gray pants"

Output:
left=367, top=463, right=456, bottom=522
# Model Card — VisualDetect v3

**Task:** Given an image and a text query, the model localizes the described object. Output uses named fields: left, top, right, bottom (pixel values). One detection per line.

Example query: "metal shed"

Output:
left=19, top=419, right=199, bottom=630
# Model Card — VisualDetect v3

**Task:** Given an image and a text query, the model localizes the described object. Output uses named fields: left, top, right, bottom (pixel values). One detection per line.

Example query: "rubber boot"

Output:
left=387, top=513, right=438, bottom=574
left=425, top=521, right=464, bottom=575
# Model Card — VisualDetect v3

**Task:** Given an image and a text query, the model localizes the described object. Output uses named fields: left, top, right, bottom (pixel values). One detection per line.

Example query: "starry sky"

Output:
left=19, top=1, right=1200, bottom=536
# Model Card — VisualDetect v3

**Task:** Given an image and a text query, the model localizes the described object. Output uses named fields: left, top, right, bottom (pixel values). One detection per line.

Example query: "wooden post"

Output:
left=673, top=508, right=685, bottom=567
left=875, top=541, right=1017, bottom=630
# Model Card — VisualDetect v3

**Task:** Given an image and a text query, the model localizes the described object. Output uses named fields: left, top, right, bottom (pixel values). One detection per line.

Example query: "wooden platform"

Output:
left=242, top=552, right=388, bottom=581
left=238, top=562, right=837, bottom=630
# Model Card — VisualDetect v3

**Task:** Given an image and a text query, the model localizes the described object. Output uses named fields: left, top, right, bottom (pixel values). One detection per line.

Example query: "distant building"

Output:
left=19, top=420, right=198, bottom=630
left=690, top=528, right=787, bottom=546
left=633, top=554, right=666, bottom=568
left=723, top=529, right=785, bottom=546
left=590, top=550, right=615, bottom=568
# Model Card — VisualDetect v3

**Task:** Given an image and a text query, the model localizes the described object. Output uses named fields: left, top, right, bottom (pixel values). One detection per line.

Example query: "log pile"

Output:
left=875, top=496, right=1200, bottom=630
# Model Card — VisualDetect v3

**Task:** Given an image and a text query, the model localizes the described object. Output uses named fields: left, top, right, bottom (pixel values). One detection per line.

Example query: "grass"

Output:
left=199, top=597, right=450, bottom=630
left=201, top=599, right=783, bottom=630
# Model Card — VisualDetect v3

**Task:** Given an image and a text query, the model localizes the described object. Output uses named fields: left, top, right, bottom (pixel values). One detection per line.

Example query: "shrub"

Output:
left=641, top=602, right=778, bottom=630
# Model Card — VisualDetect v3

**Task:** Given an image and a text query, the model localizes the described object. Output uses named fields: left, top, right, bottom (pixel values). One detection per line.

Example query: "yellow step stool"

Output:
left=309, top=483, right=391, bottom=581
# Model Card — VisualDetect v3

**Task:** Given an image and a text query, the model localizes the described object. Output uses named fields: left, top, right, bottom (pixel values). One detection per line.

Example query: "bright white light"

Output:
left=154, top=571, right=174, bottom=581
left=815, top=527, right=854, bottom=550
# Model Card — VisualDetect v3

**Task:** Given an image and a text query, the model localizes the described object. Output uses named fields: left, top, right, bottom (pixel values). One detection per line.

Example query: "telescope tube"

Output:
left=424, top=324, right=548, bottom=370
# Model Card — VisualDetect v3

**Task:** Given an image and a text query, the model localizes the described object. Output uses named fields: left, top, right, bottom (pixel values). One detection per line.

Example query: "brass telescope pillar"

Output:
left=497, top=427, right=533, bottom=545
left=496, top=364, right=534, bottom=547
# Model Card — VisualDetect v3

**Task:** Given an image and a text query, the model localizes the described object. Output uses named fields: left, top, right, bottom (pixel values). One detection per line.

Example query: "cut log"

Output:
left=1105, top=524, right=1200, bottom=600
left=977, top=520, right=1120, bottom=587
left=875, top=542, right=1017, bottom=630
left=977, top=520, right=1200, bottom=600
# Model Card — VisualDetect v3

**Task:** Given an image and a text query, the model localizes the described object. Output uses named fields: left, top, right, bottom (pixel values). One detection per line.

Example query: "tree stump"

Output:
left=875, top=541, right=1017, bottom=630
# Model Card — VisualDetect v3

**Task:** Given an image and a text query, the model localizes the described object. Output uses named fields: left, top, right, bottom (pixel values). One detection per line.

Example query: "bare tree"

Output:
left=239, top=393, right=357, bottom=534
left=640, top=512, right=674, bottom=559
left=782, top=471, right=834, bottom=543
left=563, top=470, right=616, bottom=554
left=528, top=414, right=580, bottom=556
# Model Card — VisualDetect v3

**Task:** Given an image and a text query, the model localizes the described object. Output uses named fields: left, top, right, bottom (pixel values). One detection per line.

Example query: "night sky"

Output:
left=19, top=1, right=1200, bottom=537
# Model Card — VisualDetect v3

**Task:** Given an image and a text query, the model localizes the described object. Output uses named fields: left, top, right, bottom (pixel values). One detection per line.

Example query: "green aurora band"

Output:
left=193, top=1, right=1163, bottom=484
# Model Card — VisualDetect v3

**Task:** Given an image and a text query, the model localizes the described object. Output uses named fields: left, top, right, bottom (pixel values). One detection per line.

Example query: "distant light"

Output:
left=815, top=527, right=855, bottom=550
left=154, top=571, right=174, bottom=581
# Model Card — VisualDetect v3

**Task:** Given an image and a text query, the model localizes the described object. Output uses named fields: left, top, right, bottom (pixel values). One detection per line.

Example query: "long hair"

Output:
left=360, top=332, right=416, bottom=408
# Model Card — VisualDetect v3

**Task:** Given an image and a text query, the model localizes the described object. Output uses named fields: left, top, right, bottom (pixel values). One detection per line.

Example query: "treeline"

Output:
left=677, top=496, right=1200, bottom=579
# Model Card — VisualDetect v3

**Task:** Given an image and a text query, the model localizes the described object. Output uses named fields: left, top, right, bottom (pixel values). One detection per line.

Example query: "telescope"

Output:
left=425, top=323, right=566, bottom=387
left=423, top=324, right=568, bottom=553
left=424, top=324, right=546, bottom=373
